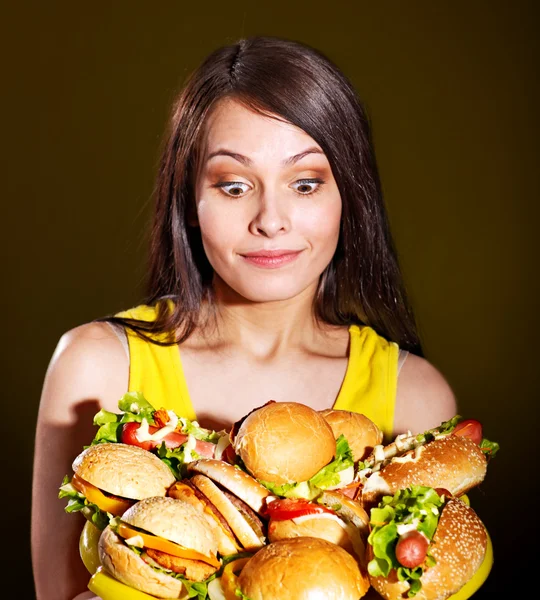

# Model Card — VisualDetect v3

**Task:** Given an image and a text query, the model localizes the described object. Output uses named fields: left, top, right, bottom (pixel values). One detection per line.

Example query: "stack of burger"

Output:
left=59, top=395, right=498, bottom=600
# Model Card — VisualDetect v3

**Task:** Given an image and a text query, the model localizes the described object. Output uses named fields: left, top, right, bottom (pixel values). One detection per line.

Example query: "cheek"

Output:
left=296, top=198, right=342, bottom=247
left=196, top=199, right=242, bottom=259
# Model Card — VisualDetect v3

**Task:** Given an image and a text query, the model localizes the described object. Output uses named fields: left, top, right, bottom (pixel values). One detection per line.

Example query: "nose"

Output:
left=248, top=191, right=291, bottom=238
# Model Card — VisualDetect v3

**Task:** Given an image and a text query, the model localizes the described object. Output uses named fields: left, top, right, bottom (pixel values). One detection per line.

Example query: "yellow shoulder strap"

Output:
left=115, top=304, right=196, bottom=420
left=333, top=325, right=399, bottom=441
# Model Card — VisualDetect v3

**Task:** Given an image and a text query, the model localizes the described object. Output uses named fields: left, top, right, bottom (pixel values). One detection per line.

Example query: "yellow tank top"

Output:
left=116, top=304, right=399, bottom=440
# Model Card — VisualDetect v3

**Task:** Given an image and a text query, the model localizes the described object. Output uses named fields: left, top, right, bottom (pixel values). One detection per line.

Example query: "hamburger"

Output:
left=266, top=489, right=370, bottom=566
left=367, top=486, right=487, bottom=599
left=183, top=458, right=271, bottom=553
left=231, top=401, right=357, bottom=500
left=99, top=496, right=221, bottom=599
left=235, top=537, right=370, bottom=599
left=358, top=415, right=498, bottom=509
left=319, top=409, right=383, bottom=463
left=58, top=442, right=176, bottom=529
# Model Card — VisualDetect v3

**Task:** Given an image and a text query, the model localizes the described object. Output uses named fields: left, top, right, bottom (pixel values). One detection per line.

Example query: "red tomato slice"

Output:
left=121, top=422, right=216, bottom=456
left=121, top=422, right=188, bottom=450
left=265, top=498, right=335, bottom=521
left=452, top=419, right=483, bottom=445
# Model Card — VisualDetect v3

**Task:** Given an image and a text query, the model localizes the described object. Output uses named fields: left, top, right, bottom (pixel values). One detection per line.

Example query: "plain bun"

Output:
left=362, top=436, right=487, bottom=507
left=369, top=498, right=487, bottom=599
left=238, top=537, right=370, bottom=599
left=233, top=402, right=336, bottom=483
left=99, top=526, right=189, bottom=599
left=72, top=442, right=175, bottom=499
left=320, top=409, right=383, bottom=462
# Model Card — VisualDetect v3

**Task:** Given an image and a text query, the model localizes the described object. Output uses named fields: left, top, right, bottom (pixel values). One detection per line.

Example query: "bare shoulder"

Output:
left=40, top=321, right=129, bottom=422
left=393, top=353, right=457, bottom=436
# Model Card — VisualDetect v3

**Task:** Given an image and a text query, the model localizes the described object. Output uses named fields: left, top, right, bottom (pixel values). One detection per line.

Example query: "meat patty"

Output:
left=145, top=548, right=218, bottom=581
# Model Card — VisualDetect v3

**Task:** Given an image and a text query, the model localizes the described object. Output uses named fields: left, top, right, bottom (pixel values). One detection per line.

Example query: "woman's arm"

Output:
left=393, top=353, right=457, bottom=436
left=32, top=322, right=129, bottom=600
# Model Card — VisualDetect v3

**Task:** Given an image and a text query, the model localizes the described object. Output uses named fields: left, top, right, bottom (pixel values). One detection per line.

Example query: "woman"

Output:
left=32, top=36, right=456, bottom=600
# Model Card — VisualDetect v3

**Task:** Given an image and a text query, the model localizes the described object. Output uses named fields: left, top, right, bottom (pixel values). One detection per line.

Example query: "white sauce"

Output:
left=373, top=444, right=386, bottom=463
left=327, top=465, right=355, bottom=490
left=362, top=471, right=393, bottom=497
left=396, top=519, right=420, bottom=536
left=182, top=434, right=198, bottom=463
left=214, top=434, right=230, bottom=460
left=135, top=410, right=179, bottom=443
left=124, top=534, right=145, bottom=547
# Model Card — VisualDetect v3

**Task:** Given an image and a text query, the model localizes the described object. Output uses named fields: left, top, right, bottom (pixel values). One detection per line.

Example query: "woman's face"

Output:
left=194, top=98, right=342, bottom=304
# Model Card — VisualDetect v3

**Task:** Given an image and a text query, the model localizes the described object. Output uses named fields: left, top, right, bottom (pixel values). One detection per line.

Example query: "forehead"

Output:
left=200, top=98, right=320, bottom=157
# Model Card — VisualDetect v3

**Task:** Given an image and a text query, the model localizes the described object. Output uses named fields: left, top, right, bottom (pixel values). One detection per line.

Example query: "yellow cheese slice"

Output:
left=72, top=474, right=133, bottom=516
left=117, top=522, right=221, bottom=568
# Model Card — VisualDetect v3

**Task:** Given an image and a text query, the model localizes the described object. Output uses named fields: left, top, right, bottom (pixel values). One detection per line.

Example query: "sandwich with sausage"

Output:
left=366, top=485, right=487, bottom=599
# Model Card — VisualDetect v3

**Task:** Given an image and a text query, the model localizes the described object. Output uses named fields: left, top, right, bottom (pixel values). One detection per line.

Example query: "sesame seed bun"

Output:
left=369, top=498, right=487, bottom=599
left=361, top=436, right=487, bottom=508
left=319, top=409, right=383, bottom=462
left=237, top=537, right=370, bottom=600
left=72, top=442, right=176, bottom=499
left=232, top=402, right=336, bottom=484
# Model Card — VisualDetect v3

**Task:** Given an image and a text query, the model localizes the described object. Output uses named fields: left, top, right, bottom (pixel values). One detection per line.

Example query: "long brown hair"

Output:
left=103, top=35, right=422, bottom=354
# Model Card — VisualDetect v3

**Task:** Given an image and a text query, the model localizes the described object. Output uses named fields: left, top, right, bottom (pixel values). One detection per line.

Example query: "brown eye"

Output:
left=213, top=181, right=250, bottom=197
left=291, top=178, right=325, bottom=195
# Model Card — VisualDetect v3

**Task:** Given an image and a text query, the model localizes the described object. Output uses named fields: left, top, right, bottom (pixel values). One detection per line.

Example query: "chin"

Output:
left=226, top=274, right=318, bottom=303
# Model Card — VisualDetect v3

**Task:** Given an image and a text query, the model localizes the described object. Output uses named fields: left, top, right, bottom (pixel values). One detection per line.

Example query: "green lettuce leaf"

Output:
left=258, top=435, right=354, bottom=500
left=58, top=475, right=111, bottom=530
left=480, top=437, right=500, bottom=458
left=415, top=415, right=463, bottom=444
left=367, top=486, right=445, bottom=598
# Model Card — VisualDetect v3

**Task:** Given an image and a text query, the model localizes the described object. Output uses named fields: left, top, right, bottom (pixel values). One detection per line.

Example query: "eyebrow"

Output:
left=206, top=146, right=324, bottom=167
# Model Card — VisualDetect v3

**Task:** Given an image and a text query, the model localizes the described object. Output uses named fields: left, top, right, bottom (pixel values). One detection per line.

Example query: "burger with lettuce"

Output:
left=367, top=485, right=487, bottom=599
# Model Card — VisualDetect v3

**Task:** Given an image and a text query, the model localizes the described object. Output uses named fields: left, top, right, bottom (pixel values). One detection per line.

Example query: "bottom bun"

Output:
left=369, top=499, right=487, bottom=600
left=237, top=537, right=370, bottom=600
left=99, top=526, right=188, bottom=599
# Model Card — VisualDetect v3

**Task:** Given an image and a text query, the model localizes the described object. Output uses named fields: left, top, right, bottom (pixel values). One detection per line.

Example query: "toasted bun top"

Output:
left=72, top=442, right=176, bottom=499
left=370, top=498, right=487, bottom=599
left=120, top=496, right=218, bottom=557
left=233, top=402, right=336, bottom=484
left=362, top=435, right=487, bottom=507
left=317, top=490, right=370, bottom=536
left=320, top=409, right=383, bottom=462
left=238, top=537, right=368, bottom=600
left=187, top=459, right=270, bottom=514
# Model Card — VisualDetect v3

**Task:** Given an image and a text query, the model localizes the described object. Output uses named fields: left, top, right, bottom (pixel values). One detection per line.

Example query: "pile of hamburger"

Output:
left=59, top=392, right=499, bottom=600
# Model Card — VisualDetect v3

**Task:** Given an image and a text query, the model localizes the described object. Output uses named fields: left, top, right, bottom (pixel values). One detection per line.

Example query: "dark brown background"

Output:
left=2, top=1, right=537, bottom=597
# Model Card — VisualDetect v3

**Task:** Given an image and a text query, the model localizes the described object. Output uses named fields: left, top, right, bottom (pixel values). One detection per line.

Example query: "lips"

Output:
left=239, top=249, right=304, bottom=268
left=241, top=249, right=303, bottom=258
